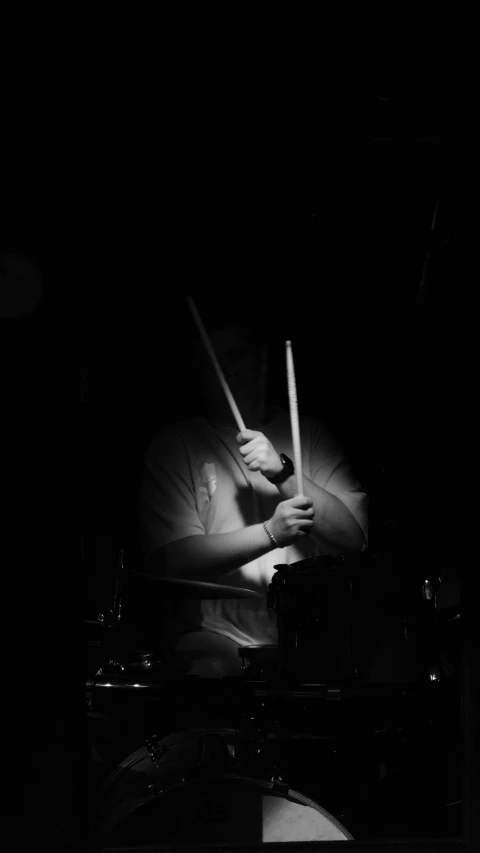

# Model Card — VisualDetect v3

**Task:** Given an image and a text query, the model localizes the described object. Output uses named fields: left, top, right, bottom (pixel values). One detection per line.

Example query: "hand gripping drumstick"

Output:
left=286, top=341, right=304, bottom=497
left=187, top=295, right=246, bottom=432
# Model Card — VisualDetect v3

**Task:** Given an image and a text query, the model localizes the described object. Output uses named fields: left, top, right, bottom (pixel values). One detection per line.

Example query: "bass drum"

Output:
left=90, top=727, right=353, bottom=846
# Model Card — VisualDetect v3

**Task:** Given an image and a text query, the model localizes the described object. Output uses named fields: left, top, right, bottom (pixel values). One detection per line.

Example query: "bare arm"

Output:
left=152, top=496, right=315, bottom=583
left=236, top=430, right=367, bottom=553
left=158, top=524, right=274, bottom=583
left=276, top=472, right=365, bottom=552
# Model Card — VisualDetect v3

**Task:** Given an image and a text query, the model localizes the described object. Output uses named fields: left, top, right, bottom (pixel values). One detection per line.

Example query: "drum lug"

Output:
left=327, top=686, right=341, bottom=700
left=145, top=735, right=165, bottom=763
left=147, top=783, right=164, bottom=798
left=271, top=776, right=289, bottom=796
left=428, top=663, right=442, bottom=682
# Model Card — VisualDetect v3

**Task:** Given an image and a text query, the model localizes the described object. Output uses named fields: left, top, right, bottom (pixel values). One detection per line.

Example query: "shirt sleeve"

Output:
left=308, top=419, right=369, bottom=548
left=138, top=428, right=205, bottom=561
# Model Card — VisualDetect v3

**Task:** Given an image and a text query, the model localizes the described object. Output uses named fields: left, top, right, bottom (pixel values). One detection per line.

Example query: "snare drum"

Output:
left=90, top=726, right=353, bottom=846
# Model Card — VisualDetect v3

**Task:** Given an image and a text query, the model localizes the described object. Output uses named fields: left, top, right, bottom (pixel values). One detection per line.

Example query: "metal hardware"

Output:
left=271, top=775, right=289, bottom=795
left=421, top=577, right=439, bottom=602
left=113, top=549, right=123, bottom=623
left=145, top=736, right=165, bottom=763
left=327, top=687, right=341, bottom=700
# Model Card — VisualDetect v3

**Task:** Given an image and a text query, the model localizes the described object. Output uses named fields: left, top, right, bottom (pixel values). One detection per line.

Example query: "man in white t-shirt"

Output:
left=138, top=305, right=368, bottom=676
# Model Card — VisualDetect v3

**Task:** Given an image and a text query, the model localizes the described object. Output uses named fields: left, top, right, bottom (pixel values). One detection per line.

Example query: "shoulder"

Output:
left=298, top=414, right=331, bottom=445
left=300, top=415, right=345, bottom=457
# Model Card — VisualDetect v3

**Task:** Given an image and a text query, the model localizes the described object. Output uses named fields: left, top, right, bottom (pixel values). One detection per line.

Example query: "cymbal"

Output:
left=122, top=570, right=263, bottom=600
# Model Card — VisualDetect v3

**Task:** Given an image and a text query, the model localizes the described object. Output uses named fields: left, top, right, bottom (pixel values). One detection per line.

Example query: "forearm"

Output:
left=158, top=524, right=274, bottom=583
left=276, top=474, right=365, bottom=552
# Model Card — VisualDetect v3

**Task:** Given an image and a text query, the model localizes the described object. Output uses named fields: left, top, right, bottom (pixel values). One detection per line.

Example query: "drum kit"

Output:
left=86, top=549, right=462, bottom=847
left=85, top=298, right=462, bottom=846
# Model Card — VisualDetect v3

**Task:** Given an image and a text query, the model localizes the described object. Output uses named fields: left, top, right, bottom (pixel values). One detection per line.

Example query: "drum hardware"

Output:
left=98, top=554, right=127, bottom=669
left=289, top=732, right=338, bottom=741
left=145, top=736, right=166, bottom=763
left=421, top=576, right=441, bottom=602
left=124, top=567, right=264, bottom=600
left=122, top=651, right=161, bottom=671
left=85, top=616, right=108, bottom=676
left=113, top=548, right=124, bottom=623
left=89, top=722, right=355, bottom=845
left=195, top=731, right=246, bottom=777
left=92, top=672, right=163, bottom=692
left=89, top=550, right=171, bottom=677
left=87, top=550, right=460, bottom=844
left=327, top=686, right=341, bottom=700
left=270, top=774, right=289, bottom=795
left=85, top=615, right=105, bottom=627
left=238, top=644, right=278, bottom=679
left=243, top=683, right=343, bottom=701
left=88, top=670, right=457, bottom=713
left=87, top=673, right=459, bottom=845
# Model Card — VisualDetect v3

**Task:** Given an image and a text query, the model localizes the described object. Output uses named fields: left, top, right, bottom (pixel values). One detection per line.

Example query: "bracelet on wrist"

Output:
left=263, top=521, right=282, bottom=549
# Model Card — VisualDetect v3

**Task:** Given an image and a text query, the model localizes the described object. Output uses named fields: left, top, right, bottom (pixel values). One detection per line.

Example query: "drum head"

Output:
left=91, top=728, right=353, bottom=845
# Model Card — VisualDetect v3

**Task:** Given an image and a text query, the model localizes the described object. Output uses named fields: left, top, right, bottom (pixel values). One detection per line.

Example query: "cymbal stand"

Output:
left=101, top=548, right=125, bottom=672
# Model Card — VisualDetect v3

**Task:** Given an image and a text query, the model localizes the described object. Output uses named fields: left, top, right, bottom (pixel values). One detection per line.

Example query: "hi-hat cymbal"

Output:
left=122, top=570, right=263, bottom=600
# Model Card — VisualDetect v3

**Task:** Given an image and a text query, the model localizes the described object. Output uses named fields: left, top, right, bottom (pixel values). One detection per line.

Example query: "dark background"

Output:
left=1, top=4, right=475, bottom=848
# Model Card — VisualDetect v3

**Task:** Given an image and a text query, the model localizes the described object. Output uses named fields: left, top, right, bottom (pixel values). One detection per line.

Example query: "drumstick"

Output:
left=187, top=295, right=246, bottom=432
left=286, top=340, right=304, bottom=496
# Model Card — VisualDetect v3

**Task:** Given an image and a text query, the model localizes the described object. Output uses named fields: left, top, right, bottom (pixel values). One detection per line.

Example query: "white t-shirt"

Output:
left=138, top=408, right=368, bottom=647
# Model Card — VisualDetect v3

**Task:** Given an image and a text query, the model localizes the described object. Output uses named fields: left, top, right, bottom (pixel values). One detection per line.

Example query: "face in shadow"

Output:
left=193, top=323, right=268, bottom=429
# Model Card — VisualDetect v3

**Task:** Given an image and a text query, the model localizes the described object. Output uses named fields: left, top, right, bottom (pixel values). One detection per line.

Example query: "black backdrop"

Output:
left=1, top=5, right=472, bottom=848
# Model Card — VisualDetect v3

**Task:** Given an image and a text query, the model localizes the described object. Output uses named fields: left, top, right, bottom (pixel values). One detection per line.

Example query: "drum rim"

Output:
left=92, top=727, right=354, bottom=843
left=97, top=727, right=255, bottom=795
left=93, top=774, right=353, bottom=843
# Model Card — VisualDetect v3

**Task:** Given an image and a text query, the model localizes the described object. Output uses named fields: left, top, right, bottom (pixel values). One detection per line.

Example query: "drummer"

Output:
left=138, top=298, right=368, bottom=677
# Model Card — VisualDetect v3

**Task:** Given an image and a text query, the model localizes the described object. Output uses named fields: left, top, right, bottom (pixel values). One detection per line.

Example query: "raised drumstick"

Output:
left=187, top=295, right=246, bottom=432
left=286, top=340, right=304, bottom=496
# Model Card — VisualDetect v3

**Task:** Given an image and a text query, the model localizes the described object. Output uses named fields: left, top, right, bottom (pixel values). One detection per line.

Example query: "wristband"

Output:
left=263, top=522, right=282, bottom=549
left=266, top=453, right=295, bottom=485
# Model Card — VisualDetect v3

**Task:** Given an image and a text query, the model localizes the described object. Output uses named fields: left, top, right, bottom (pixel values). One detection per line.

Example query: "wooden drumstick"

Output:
left=187, top=295, right=246, bottom=432
left=286, top=340, right=304, bottom=496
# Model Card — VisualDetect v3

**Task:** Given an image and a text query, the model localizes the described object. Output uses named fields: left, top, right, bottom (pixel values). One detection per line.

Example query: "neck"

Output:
left=208, top=400, right=267, bottom=431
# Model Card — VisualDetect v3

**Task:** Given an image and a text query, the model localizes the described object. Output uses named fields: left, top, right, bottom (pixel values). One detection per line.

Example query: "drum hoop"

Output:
left=166, top=775, right=354, bottom=840
left=159, top=772, right=341, bottom=811
left=95, top=771, right=353, bottom=841
left=97, top=727, right=257, bottom=798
